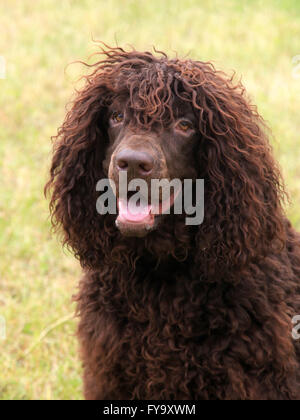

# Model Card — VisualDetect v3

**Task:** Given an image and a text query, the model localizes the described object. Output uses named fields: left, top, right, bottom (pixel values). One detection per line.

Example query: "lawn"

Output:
left=0, top=0, right=299, bottom=400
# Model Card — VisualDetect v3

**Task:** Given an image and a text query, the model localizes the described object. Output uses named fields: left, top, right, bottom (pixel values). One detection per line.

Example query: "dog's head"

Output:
left=46, top=45, right=286, bottom=271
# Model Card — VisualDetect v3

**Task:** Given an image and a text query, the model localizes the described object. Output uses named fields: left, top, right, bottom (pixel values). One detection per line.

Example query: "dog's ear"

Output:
left=193, top=71, right=286, bottom=276
left=45, top=83, right=113, bottom=267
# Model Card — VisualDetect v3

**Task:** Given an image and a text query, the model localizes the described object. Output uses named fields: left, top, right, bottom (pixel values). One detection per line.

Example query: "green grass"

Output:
left=0, top=0, right=299, bottom=400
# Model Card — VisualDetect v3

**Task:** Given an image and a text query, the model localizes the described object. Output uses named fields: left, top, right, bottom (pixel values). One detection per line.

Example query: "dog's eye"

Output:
left=176, top=120, right=193, bottom=132
left=111, top=111, right=124, bottom=124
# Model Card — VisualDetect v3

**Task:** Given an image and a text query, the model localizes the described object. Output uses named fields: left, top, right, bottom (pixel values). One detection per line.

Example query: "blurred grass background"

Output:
left=0, top=0, right=299, bottom=400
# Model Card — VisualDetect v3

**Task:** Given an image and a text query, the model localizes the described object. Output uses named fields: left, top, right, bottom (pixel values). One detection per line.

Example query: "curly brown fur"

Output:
left=45, top=45, right=300, bottom=400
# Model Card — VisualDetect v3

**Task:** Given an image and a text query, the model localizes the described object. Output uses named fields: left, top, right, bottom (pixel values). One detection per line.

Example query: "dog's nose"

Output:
left=116, top=149, right=154, bottom=176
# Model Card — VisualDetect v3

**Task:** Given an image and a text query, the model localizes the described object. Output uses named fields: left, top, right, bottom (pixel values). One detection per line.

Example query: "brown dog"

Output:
left=46, top=46, right=300, bottom=399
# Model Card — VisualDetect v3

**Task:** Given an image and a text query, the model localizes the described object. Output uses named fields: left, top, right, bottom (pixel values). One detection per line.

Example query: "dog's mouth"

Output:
left=115, top=190, right=178, bottom=237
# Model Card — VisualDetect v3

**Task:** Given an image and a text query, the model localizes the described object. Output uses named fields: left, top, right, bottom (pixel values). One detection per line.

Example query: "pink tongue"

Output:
left=118, top=199, right=152, bottom=223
